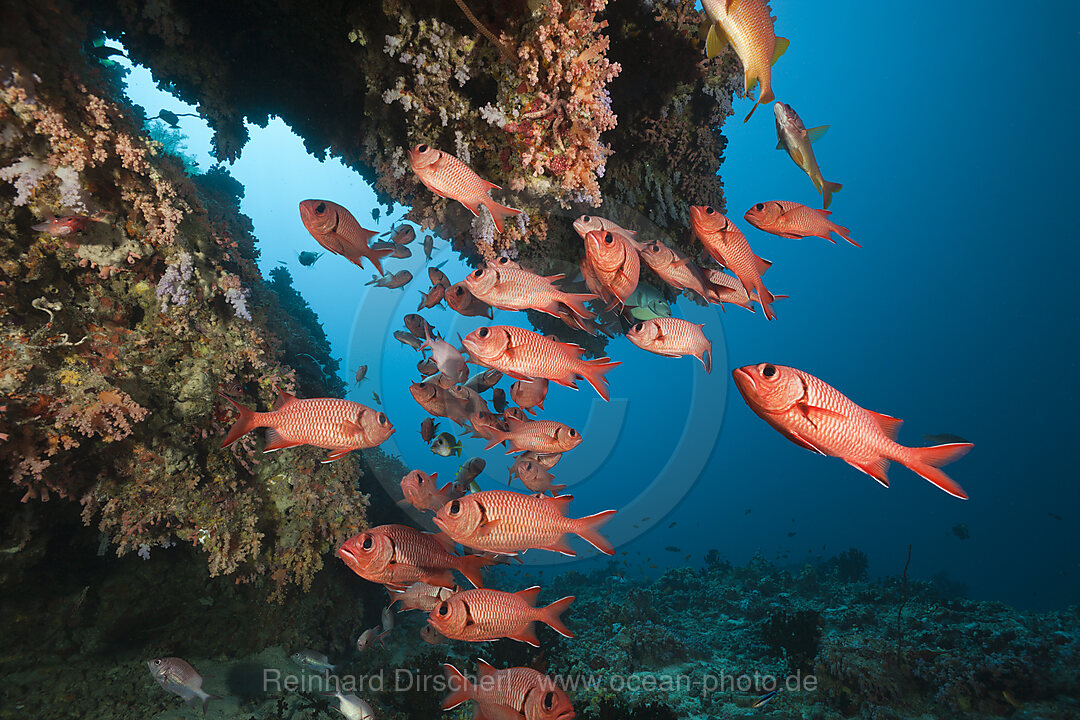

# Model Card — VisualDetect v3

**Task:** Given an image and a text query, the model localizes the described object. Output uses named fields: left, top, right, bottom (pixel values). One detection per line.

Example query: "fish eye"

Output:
left=754, top=203, right=764, bottom=211
left=568, top=429, right=578, bottom=437
left=603, top=233, right=613, bottom=245
left=705, top=207, right=715, bottom=215
left=453, top=286, right=463, bottom=296
left=377, top=412, right=388, bottom=425
left=472, top=269, right=483, bottom=278
left=762, top=364, right=777, bottom=378
left=153, top=659, right=163, bottom=666
left=449, top=500, right=461, bottom=515
left=581, top=216, right=591, bottom=222
left=417, top=144, right=428, bottom=152
left=362, top=535, right=373, bottom=550
left=632, top=322, right=643, bottom=332
left=543, top=691, right=555, bottom=709
left=478, top=328, right=489, bottom=338
left=315, top=202, right=325, bottom=214
left=437, top=602, right=449, bottom=616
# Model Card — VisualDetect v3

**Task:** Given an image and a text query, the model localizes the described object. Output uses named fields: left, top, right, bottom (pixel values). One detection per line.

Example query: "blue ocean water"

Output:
left=117, top=0, right=1080, bottom=615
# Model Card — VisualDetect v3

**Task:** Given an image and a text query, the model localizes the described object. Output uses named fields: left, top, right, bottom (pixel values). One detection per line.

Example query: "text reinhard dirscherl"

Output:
left=264, top=668, right=819, bottom=695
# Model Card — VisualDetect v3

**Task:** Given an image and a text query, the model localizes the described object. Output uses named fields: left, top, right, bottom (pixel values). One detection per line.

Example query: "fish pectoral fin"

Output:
left=705, top=24, right=729, bottom=59
left=796, top=401, right=845, bottom=429
left=771, top=37, right=790, bottom=65
left=806, top=125, right=830, bottom=144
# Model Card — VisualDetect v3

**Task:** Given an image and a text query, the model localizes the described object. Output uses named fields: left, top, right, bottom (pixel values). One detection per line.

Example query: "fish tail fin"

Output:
left=359, top=245, right=395, bottom=275
left=456, top=553, right=493, bottom=588
left=578, top=357, right=621, bottom=401
left=481, top=197, right=522, bottom=233
left=744, top=86, right=773, bottom=123
left=574, top=509, right=617, bottom=555
left=217, top=391, right=261, bottom=448
left=441, top=663, right=472, bottom=710
left=703, top=339, right=713, bottom=374
left=902, top=443, right=973, bottom=499
left=539, top=595, right=576, bottom=638
left=758, top=286, right=777, bottom=321
left=822, top=181, right=843, bottom=210
left=200, top=692, right=220, bottom=716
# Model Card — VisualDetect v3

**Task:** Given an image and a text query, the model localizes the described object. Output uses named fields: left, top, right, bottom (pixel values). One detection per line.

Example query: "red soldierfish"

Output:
left=428, top=587, right=574, bottom=646
left=218, top=387, right=394, bottom=463
left=32, top=211, right=110, bottom=237
left=337, top=524, right=492, bottom=589
left=400, top=470, right=460, bottom=513
left=407, top=144, right=522, bottom=232
left=689, top=205, right=777, bottom=320
left=445, top=282, right=494, bottom=319
left=366, top=270, right=413, bottom=289
left=701, top=267, right=769, bottom=313
left=443, top=661, right=575, bottom=719
left=638, top=240, right=719, bottom=303
left=626, top=318, right=712, bottom=373
left=732, top=363, right=973, bottom=498
left=433, top=489, right=616, bottom=556
left=510, top=378, right=548, bottom=414
left=479, top=416, right=583, bottom=454
left=462, top=325, right=620, bottom=401
left=582, top=230, right=640, bottom=309
left=464, top=265, right=596, bottom=321
left=744, top=200, right=856, bottom=246
left=298, top=199, right=394, bottom=274
left=388, top=581, right=457, bottom=613
left=774, top=103, right=842, bottom=209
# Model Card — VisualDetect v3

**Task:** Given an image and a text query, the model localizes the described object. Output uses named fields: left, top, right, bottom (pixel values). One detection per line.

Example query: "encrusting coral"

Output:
left=0, top=6, right=371, bottom=599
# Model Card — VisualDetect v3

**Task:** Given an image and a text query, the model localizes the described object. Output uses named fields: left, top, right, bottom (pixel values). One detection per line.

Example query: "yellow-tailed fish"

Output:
left=774, top=102, right=842, bottom=209
left=702, top=0, right=789, bottom=122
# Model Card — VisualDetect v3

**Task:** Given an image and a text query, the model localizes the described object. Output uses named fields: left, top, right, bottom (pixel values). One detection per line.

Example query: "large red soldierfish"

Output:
left=702, top=0, right=789, bottom=122
left=774, top=102, right=843, bottom=209
left=337, top=524, right=493, bottom=589
left=689, top=205, right=777, bottom=320
left=744, top=200, right=856, bottom=246
left=480, top=416, right=583, bottom=455
left=463, top=265, right=596, bottom=320
left=462, top=325, right=620, bottom=401
left=626, top=318, right=712, bottom=373
left=407, top=144, right=522, bottom=232
left=433, top=489, right=616, bottom=556
left=442, top=660, right=575, bottom=720
left=298, top=200, right=394, bottom=274
left=732, top=363, right=973, bottom=499
left=428, top=587, right=574, bottom=646
left=218, top=387, right=394, bottom=463
left=582, top=230, right=640, bottom=309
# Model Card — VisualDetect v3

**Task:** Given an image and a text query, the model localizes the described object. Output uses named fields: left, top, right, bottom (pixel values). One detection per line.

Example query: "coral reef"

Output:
left=0, top=4, right=366, bottom=598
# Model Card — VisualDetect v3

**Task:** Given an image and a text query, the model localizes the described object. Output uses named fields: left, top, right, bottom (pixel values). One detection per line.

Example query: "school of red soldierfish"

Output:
left=199, top=4, right=976, bottom=717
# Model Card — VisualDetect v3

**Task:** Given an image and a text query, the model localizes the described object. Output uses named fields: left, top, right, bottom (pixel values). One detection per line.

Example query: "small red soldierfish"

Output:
left=407, top=144, right=522, bottom=232
left=480, top=416, right=583, bottom=455
left=445, top=282, right=494, bottom=319
left=744, top=200, right=857, bottom=246
left=510, top=378, right=548, bottom=415
left=218, top=387, right=394, bottom=463
left=298, top=200, right=394, bottom=274
left=689, top=205, right=777, bottom=320
left=388, top=581, right=458, bottom=613
left=366, top=270, right=413, bottom=289
left=732, top=363, right=974, bottom=498
left=626, top=318, right=712, bottom=373
left=462, top=326, right=620, bottom=401
left=337, top=524, right=493, bottom=589
left=433, top=489, right=616, bottom=556
left=701, top=267, right=769, bottom=313
left=582, top=230, right=640, bottom=309
left=392, top=224, right=416, bottom=245
left=463, top=265, right=596, bottom=321
left=428, top=586, right=574, bottom=646
left=701, top=0, right=789, bottom=123
left=400, top=470, right=459, bottom=513
left=509, top=455, right=566, bottom=495
left=147, top=657, right=219, bottom=715
left=774, top=103, right=842, bottom=209
left=638, top=240, right=719, bottom=303
left=32, top=211, right=110, bottom=237
left=443, top=661, right=575, bottom=720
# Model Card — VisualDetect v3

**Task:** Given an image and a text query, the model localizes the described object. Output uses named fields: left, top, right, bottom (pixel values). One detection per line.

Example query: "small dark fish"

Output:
left=456, top=456, right=486, bottom=493
left=371, top=207, right=381, bottom=222
left=157, top=109, right=180, bottom=127
left=465, top=369, right=502, bottom=393
left=90, top=44, right=126, bottom=60
left=668, top=522, right=676, bottom=529
left=787, top=531, right=796, bottom=537
left=428, top=265, right=451, bottom=289
left=424, top=234, right=435, bottom=260
left=391, top=244, right=412, bottom=259
left=924, top=433, right=971, bottom=445
left=430, top=431, right=462, bottom=457
left=355, top=365, right=368, bottom=384
left=950, top=523, right=970, bottom=540
left=367, top=270, right=412, bottom=289
left=745, top=508, right=752, bottom=515
left=395, top=330, right=423, bottom=350
left=392, top=224, right=416, bottom=245
left=445, top=282, right=493, bottom=319
left=492, top=388, right=507, bottom=413
left=420, top=417, right=439, bottom=442
left=664, top=546, right=681, bottom=553
left=417, top=284, right=445, bottom=311
left=403, top=314, right=434, bottom=339
left=297, top=250, right=324, bottom=266
left=371, top=392, right=382, bottom=405
left=752, top=690, right=778, bottom=709
left=1049, top=512, right=1063, bottom=521
left=417, top=357, right=439, bottom=376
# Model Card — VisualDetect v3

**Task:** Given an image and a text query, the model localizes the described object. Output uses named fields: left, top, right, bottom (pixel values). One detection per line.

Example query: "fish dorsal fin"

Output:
left=428, top=531, right=457, bottom=553
left=866, top=409, right=903, bottom=440
left=813, top=208, right=833, bottom=217
left=706, top=24, right=729, bottom=60
left=543, top=273, right=566, bottom=283
left=753, top=254, right=773, bottom=276
left=515, top=585, right=541, bottom=605
left=771, top=37, right=790, bottom=65
left=273, top=386, right=298, bottom=410
left=806, top=125, right=830, bottom=144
